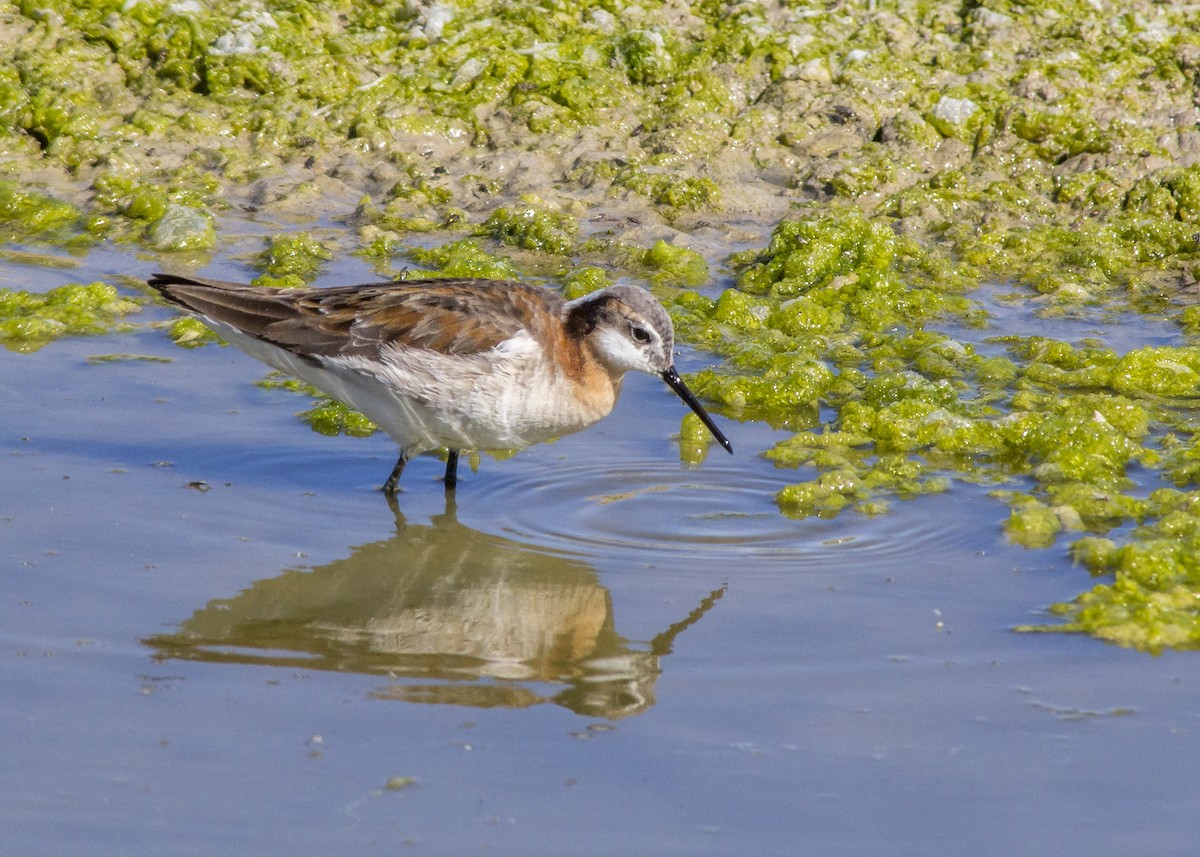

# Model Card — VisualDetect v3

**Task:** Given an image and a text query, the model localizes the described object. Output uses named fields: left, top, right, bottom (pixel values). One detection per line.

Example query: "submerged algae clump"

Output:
left=776, top=455, right=948, bottom=519
left=150, top=204, right=217, bottom=252
left=257, top=376, right=377, bottom=438
left=679, top=411, right=715, bottom=465
left=0, top=282, right=141, bottom=351
left=168, top=316, right=223, bottom=348
left=300, top=399, right=378, bottom=438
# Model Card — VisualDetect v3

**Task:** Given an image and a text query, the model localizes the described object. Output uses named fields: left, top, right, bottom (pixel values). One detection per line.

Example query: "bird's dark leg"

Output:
left=382, top=451, right=409, bottom=496
left=444, top=450, right=460, bottom=491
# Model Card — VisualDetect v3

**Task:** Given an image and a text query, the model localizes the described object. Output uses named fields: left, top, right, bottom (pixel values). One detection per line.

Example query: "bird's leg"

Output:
left=444, top=449, right=460, bottom=491
left=382, top=451, right=409, bottom=496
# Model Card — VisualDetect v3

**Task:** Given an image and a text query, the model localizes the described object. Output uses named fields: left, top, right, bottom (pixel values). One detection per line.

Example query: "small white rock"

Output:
left=932, top=96, right=978, bottom=127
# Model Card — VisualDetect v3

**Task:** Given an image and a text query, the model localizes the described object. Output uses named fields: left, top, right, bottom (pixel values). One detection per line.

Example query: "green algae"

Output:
left=150, top=204, right=217, bottom=253
left=679, top=411, right=713, bottom=465
left=572, top=237, right=708, bottom=288
left=1026, top=530, right=1200, bottom=652
left=0, top=281, right=141, bottom=352
left=689, top=361, right=827, bottom=430
left=1110, top=347, right=1200, bottom=399
left=299, top=399, right=378, bottom=438
left=0, top=0, right=1192, bottom=247
left=727, top=227, right=1200, bottom=649
left=728, top=210, right=972, bottom=333
left=406, top=238, right=519, bottom=281
left=685, top=193, right=1200, bottom=650
left=88, top=170, right=222, bottom=247
left=385, top=776, right=416, bottom=791
left=478, top=205, right=578, bottom=256
left=1004, top=501, right=1064, bottom=549
left=85, top=352, right=172, bottom=364
left=253, top=233, right=334, bottom=287
left=257, top=376, right=377, bottom=438
left=616, top=29, right=678, bottom=87
left=168, top=316, right=223, bottom=349
left=774, top=450, right=949, bottom=519
left=562, top=265, right=612, bottom=299
left=615, top=170, right=721, bottom=217
left=0, top=182, right=80, bottom=237
left=640, top=240, right=707, bottom=288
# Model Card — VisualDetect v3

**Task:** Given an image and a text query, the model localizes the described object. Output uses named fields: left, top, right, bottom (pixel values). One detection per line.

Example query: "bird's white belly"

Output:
left=217, top=326, right=613, bottom=453
left=353, top=360, right=598, bottom=451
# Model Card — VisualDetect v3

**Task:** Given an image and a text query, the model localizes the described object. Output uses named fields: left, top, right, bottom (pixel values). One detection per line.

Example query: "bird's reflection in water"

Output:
left=145, top=496, right=724, bottom=719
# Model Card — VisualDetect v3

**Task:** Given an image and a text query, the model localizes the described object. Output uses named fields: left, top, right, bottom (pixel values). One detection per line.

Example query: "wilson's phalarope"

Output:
left=147, top=274, right=731, bottom=493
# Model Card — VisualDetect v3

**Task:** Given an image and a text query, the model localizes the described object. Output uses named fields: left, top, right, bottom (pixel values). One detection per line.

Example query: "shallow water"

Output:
left=4, top=247, right=1200, bottom=856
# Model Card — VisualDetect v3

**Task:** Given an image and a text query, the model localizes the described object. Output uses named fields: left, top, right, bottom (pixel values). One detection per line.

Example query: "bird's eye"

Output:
left=631, top=325, right=651, bottom=344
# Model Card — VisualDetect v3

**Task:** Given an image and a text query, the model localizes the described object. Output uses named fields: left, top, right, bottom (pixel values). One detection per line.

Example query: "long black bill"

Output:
left=661, top=367, right=733, bottom=454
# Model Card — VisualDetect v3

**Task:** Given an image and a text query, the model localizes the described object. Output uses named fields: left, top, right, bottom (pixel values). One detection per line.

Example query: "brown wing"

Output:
left=147, top=274, right=565, bottom=361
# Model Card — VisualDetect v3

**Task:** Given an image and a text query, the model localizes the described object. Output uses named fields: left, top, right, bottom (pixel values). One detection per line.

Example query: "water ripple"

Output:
left=461, top=457, right=974, bottom=570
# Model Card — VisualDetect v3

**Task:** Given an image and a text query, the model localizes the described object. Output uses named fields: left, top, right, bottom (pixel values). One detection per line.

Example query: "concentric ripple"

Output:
left=460, top=455, right=978, bottom=570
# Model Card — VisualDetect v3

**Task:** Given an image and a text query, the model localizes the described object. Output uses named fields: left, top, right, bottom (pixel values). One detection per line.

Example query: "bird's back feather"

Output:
left=146, top=274, right=567, bottom=362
